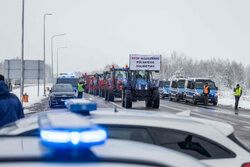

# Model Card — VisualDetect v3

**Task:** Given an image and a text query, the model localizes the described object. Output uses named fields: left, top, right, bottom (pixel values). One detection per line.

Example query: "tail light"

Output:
left=242, top=163, right=250, bottom=167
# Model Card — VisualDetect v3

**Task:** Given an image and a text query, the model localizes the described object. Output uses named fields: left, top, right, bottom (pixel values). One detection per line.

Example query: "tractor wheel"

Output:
left=124, top=89, right=132, bottom=109
left=145, top=99, right=152, bottom=108
left=152, top=90, right=160, bottom=108
left=121, top=90, right=125, bottom=107
left=108, top=90, right=114, bottom=102
left=104, top=90, right=108, bottom=101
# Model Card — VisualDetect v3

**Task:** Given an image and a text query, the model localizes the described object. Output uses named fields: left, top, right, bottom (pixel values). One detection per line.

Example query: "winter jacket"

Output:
left=0, top=81, right=24, bottom=127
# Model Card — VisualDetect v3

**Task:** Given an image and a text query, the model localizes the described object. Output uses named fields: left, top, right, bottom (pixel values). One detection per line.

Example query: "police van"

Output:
left=184, top=78, right=218, bottom=105
left=169, top=78, right=185, bottom=102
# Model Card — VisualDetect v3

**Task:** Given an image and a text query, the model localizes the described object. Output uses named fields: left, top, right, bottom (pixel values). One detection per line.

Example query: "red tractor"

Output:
left=103, top=66, right=128, bottom=101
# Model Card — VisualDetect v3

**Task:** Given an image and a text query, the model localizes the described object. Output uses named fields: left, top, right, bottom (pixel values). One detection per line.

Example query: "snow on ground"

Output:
left=218, top=88, right=250, bottom=110
left=12, top=84, right=52, bottom=114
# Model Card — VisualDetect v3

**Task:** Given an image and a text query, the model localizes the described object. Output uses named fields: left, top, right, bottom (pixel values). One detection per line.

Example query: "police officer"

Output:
left=77, top=80, right=84, bottom=98
left=203, top=83, right=210, bottom=106
left=0, top=74, right=24, bottom=127
left=234, top=84, right=242, bottom=114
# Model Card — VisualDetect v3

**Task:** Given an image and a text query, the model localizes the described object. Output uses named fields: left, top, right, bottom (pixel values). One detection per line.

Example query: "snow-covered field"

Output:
left=12, top=84, right=52, bottom=114
left=218, top=88, right=250, bottom=110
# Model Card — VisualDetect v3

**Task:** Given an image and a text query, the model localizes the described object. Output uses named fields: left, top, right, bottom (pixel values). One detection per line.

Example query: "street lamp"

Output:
left=56, top=46, right=67, bottom=77
left=20, top=0, right=25, bottom=105
left=43, top=13, right=53, bottom=96
left=51, top=33, right=66, bottom=84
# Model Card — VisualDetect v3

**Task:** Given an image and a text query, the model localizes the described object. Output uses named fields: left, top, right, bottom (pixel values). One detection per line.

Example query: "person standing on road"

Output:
left=77, top=80, right=84, bottom=98
left=0, top=74, right=24, bottom=127
left=203, top=83, right=210, bottom=106
left=234, top=84, right=242, bottom=114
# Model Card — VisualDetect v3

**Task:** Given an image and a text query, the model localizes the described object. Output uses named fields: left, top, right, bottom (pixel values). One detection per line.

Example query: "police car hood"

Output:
left=0, top=81, right=9, bottom=96
left=51, top=92, right=75, bottom=96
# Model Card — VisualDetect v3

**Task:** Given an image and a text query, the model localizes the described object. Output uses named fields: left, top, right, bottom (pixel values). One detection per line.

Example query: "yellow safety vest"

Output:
left=78, top=83, right=84, bottom=92
left=235, top=87, right=242, bottom=96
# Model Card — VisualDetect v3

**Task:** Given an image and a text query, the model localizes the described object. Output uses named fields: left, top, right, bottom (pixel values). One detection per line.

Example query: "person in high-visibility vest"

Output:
left=203, top=83, right=210, bottom=106
left=234, top=84, right=242, bottom=113
left=77, top=80, right=84, bottom=98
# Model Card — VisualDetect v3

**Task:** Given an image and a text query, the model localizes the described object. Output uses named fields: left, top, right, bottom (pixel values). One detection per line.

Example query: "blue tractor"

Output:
left=121, top=70, right=160, bottom=109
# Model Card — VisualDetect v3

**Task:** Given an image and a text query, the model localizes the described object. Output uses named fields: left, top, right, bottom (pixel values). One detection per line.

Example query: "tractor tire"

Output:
left=108, top=90, right=114, bottom=102
left=104, top=90, right=108, bottom=101
left=145, top=99, right=152, bottom=108
left=152, top=90, right=160, bottom=108
left=121, top=90, right=125, bottom=107
left=213, top=102, right=217, bottom=106
left=124, top=89, right=132, bottom=109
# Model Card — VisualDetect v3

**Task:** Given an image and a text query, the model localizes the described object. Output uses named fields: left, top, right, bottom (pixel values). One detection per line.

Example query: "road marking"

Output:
left=243, top=126, right=250, bottom=130
left=109, top=102, right=123, bottom=109
left=191, top=112, right=237, bottom=125
left=160, top=104, right=183, bottom=112
left=161, top=104, right=238, bottom=125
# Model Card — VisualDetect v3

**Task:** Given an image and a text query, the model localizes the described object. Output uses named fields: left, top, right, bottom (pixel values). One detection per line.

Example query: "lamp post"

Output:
left=56, top=46, right=67, bottom=77
left=51, top=33, right=66, bottom=84
left=20, top=0, right=25, bottom=105
left=43, top=13, right=53, bottom=96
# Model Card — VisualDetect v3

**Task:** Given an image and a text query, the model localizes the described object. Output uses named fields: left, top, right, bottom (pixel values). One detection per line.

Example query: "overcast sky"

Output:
left=0, top=0, right=250, bottom=73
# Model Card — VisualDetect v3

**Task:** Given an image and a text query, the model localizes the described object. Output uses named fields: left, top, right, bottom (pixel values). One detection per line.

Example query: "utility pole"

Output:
left=43, top=13, right=53, bottom=96
left=20, top=0, right=25, bottom=105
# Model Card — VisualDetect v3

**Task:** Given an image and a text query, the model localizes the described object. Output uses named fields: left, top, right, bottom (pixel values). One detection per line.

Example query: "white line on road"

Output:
left=160, top=104, right=238, bottom=125
left=109, top=102, right=123, bottom=109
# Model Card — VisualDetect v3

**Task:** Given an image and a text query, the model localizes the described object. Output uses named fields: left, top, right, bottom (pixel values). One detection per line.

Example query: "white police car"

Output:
left=0, top=103, right=206, bottom=167
left=0, top=99, right=249, bottom=167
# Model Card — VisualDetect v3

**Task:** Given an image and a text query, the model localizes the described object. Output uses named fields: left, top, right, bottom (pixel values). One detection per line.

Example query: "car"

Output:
left=49, top=84, right=76, bottom=108
left=0, top=99, right=249, bottom=167
left=169, top=78, right=185, bottom=101
left=157, top=80, right=170, bottom=99
left=0, top=103, right=207, bottom=167
left=184, top=78, right=218, bottom=105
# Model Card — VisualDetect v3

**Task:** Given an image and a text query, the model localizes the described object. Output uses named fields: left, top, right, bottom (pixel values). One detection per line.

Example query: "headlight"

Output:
left=195, top=92, right=201, bottom=96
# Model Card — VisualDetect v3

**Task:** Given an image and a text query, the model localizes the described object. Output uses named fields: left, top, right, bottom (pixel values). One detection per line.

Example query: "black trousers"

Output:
left=78, top=92, right=83, bottom=98
left=204, top=94, right=209, bottom=106
left=235, top=96, right=240, bottom=110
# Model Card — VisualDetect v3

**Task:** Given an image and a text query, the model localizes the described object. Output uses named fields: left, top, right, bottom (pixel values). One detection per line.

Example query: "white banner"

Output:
left=129, top=54, right=161, bottom=71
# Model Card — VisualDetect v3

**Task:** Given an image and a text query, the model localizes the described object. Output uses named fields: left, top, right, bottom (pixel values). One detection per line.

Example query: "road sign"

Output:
left=129, top=54, right=161, bottom=71
left=4, top=60, right=45, bottom=80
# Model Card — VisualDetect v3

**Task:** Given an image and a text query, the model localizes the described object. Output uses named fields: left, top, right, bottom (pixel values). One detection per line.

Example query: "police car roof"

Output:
left=0, top=137, right=205, bottom=167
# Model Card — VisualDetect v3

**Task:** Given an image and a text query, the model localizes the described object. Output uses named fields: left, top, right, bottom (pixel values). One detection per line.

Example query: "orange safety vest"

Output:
left=204, top=86, right=209, bottom=94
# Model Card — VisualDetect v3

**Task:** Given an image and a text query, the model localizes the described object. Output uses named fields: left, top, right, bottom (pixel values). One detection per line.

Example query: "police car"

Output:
left=1, top=100, right=249, bottom=167
left=0, top=102, right=206, bottom=167
left=169, top=79, right=185, bottom=101
left=157, top=80, right=170, bottom=99
left=184, top=78, right=218, bottom=105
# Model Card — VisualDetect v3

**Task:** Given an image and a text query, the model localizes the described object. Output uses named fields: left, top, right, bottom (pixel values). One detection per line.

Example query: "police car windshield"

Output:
left=53, top=85, right=74, bottom=92
left=115, top=71, right=126, bottom=78
left=159, top=81, right=170, bottom=87
left=195, top=80, right=216, bottom=89
left=177, top=80, right=185, bottom=88
left=57, top=78, right=79, bottom=87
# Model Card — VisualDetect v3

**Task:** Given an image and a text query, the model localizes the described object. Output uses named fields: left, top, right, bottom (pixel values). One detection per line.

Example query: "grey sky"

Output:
left=0, top=0, right=250, bottom=73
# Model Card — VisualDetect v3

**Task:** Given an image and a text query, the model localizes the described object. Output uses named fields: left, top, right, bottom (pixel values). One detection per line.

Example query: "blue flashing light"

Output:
left=40, top=127, right=107, bottom=149
left=65, top=99, right=97, bottom=113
